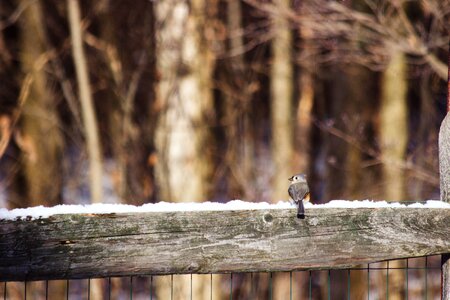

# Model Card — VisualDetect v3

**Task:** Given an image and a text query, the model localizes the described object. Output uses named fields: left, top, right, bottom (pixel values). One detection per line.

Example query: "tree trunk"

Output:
left=295, top=16, right=315, bottom=173
left=154, top=0, right=215, bottom=297
left=380, top=49, right=408, bottom=300
left=67, top=0, right=103, bottom=204
left=14, top=0, right=63, bottom=208
left=296, top=70, right=314, bottom=172
left=380, top=50, right=408, bottom=202
left=270, top=0, right=294, bottom=202
left=154, top=0, right=214, bottom=204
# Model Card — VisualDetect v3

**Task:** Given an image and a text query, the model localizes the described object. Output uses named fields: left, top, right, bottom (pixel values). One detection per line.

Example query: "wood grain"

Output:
left=439, top=110, right=450, bottom=299
left=1, top=207, right=450, bottom=281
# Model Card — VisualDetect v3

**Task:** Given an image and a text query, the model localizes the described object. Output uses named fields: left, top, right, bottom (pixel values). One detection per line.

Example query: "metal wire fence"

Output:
left=1, top=255, right=442, bottom=299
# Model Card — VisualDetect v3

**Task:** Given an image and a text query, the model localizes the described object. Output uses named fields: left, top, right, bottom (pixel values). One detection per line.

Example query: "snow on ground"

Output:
left=0, top=200, right=449, bottom=220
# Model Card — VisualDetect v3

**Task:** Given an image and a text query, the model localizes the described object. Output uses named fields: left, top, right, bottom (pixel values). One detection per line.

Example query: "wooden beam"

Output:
left=440, top=112, right=450, bottom=299
left=1, top=207, right=450, bottom=281
left=438, top=41, right=450, bottom=300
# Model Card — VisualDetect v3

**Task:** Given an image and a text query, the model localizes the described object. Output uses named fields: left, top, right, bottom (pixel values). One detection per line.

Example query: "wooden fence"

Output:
left=1, top=206, right=449, bottom=282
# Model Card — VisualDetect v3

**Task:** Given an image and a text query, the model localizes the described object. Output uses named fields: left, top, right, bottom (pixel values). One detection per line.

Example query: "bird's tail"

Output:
left=297, top=200, right=305, bottom=219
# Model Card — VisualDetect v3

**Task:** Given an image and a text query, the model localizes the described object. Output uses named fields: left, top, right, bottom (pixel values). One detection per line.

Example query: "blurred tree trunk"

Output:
left=381, top=51, right=408, bottom=201
left=67, top=0, right=103, bottom=204
left=154, top=0, right=215, bottom=298
left=295, top=1, right=316, bottom=174
left=270, top=0, right=294, bottom=202
left=296, top=63, right=314, bottom=173
left=13, top=0, right=63, bottom=209
left=379, top=49, right=408, bottom=300
left=154, top=0, right=214, bottom=204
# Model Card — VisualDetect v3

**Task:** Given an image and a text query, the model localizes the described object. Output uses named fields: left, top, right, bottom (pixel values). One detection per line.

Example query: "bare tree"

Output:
left=270, top=0, right=294, bottom=202
left=67, top=0, right=103, bottom=203
left=13, top=0, right=63, bottom=208
left=295, top=24, right=314, bottom=173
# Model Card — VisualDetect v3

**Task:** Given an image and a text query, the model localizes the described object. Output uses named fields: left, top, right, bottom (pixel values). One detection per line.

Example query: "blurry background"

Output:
left=0, top=0, right=448, bottom=298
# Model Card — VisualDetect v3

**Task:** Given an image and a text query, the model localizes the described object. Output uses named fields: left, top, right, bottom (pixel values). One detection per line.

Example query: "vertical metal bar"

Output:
left=171, top=275, right=173, bottom=300
left=405, top=259, right=408, bottom=300
left=230, top=273, right=233, bottom=300
left=367, top=264, right=370, bottom=300
left=130, top=277, right=133, bottom=300
left=269, top=272, right=273, bottom=300
left=424, top=257, right=428, bottom=300
left=309, top=271, right=312, bottom=300
left=290, top=272, right=293, bottom=300
left=108, top=277, right=111, bottom=300
left=45, top=280, right=49, bottom=300
left=150, top=276, right=153, bottom=300
left=347, top=270, right=351, bottom=300
left=210, top=274, right=213, bottom=300
left=250, top=273, right=254, bottom=299
left=24, top=281, right=27, bottom=300
left=3, top=282, right=6, bottom=300
left=88, top=279, right=90, bottom=300
left=66, top=280, right=69, bottom=300
left=328, top=270, right=331, bottom=300
left=190, top=274, right=193, bottom=300
left=386, top=261, right=389, bottom=300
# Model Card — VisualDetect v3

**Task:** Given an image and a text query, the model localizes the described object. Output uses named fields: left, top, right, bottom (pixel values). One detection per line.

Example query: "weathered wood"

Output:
left=440, top=114, right=450, bottom=299
left=1, top=207, right=450, bottom=281
left=438, top=43, right=450, bottom=300
left=440, top=113, right=450, bottom=202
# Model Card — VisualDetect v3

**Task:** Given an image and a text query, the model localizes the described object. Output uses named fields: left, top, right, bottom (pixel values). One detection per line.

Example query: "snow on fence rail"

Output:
left=1, top=200, right=450, bottom=281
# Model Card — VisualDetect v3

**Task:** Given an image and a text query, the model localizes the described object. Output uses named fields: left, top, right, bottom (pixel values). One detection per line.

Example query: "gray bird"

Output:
left=288, top=173, right=310, bottom=219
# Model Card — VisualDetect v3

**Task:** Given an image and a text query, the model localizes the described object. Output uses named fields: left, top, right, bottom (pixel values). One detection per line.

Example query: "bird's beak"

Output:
left=288, top=177, right=293, bottom=181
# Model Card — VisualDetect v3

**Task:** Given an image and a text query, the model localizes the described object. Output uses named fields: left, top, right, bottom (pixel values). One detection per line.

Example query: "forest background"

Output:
left=0, top=0, right=449, bottom=298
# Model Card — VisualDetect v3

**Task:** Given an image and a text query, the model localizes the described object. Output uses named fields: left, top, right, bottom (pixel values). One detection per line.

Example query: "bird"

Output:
left=288, top=173, right=310, bottom=219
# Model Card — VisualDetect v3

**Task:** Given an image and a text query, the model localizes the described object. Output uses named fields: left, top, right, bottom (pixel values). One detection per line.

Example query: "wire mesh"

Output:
left=0, top=255, right=443, bottom=299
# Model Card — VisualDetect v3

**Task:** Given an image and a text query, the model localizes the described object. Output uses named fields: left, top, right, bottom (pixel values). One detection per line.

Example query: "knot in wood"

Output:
left=263, top=213, right=273, bottom=223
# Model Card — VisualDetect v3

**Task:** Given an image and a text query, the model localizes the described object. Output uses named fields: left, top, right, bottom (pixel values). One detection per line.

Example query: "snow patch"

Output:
left=1, top=200, right=449, bottom=221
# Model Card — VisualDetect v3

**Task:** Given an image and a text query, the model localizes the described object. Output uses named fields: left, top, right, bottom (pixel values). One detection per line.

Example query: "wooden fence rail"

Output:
left=1, top=206, right=449, bottom=281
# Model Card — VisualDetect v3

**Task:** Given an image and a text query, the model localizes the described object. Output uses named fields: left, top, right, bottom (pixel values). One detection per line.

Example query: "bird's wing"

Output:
left=293, top=183, right=310, bottom=201
left=288, top=185, right=296, bottom=201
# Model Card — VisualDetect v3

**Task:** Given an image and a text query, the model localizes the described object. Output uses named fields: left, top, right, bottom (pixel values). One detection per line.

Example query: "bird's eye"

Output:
left=294, top=176, right=298, bottom=180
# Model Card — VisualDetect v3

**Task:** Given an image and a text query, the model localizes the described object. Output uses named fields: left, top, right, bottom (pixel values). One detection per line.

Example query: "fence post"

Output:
left=439, top=43, right=450, bottom=300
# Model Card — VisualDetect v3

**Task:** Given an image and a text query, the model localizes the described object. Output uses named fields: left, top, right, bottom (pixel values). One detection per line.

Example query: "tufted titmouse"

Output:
left=288, top=173, right=310, bottom=219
